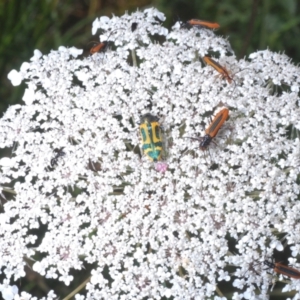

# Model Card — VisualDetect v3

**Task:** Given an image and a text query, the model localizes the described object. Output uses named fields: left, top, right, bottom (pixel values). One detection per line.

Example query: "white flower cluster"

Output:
left=2, top=7, right=300, bottom=300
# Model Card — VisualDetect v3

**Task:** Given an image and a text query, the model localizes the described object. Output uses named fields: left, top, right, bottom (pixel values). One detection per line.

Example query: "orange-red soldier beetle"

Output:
left=188, top=108, right=229, bottom=151
left=203, top=56, right=233, bottom=84
left=90, top=29, right=123, bottom=55
left=90, top=41, right=110, bottom=54
left=264, top=260, right=300, bottom=279
left=183, top=19, right=220, bottom=30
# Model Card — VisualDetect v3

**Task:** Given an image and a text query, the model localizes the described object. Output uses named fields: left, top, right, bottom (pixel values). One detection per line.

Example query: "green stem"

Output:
left=131, top=49, right=137, bottom=67
left=62, top=276, right=91, bottom=300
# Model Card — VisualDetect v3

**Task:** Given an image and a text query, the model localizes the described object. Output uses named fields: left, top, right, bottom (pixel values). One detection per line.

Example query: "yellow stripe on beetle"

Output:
left=139, top=114, right=163, bottom=162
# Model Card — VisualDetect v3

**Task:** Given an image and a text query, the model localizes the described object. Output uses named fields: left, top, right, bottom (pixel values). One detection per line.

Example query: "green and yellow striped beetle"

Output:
left=139, top=113, right=163, bottom=162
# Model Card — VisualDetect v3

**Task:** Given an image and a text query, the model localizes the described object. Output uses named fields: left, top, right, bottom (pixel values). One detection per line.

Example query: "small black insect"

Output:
left=131, top=22, right=138, bottom=32
left=51, top=147, right=65, bottom=167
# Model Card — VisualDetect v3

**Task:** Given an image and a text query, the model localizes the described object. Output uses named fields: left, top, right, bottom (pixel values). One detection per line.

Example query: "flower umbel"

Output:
left=2, top=8, right=300, bottom=299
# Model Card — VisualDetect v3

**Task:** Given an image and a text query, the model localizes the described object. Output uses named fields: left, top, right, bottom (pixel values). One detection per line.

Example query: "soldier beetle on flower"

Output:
left=203, top=56, right=253, bottom=95
left=264, top=260, right=300, bottom=279
left=183, top=19, right=220, bottom=30
left=90, top=41, right=110, bottom=54
left=90, top=29, right=124, bottom=55
left=187, top=108, right=229, bottom=151
left=203, top=56, right=233, bottom=84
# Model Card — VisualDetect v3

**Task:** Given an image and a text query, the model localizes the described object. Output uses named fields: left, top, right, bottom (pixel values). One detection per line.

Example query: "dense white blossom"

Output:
left=1, top=7, right=300, bottom=299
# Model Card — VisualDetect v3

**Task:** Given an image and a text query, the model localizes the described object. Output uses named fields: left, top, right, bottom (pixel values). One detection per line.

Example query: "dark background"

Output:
left=1, top=0, right=299, bottom=115
left=0, top=0, right=299, bottom=298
